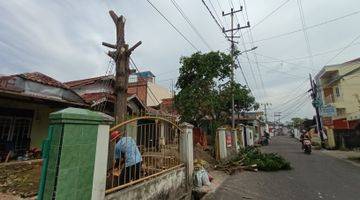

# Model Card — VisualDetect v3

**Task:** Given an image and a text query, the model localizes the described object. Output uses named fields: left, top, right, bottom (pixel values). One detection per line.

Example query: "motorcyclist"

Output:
left=300, top=131, right=311, bottom=150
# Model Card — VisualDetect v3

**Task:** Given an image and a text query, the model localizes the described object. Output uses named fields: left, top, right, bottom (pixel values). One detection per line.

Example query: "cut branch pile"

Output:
left=214, top=146, right=291, bottom=174
left=214, top=157, right=258, bottom=175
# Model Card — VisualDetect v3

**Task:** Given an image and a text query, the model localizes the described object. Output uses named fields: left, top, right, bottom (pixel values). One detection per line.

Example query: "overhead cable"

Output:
left=145, top=0, right=199, bottom=51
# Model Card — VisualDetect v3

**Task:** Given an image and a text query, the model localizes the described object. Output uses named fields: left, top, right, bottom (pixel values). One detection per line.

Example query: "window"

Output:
left=335, top=87, right=340, bottom=97
left=0, top=116, right=12, bottom=141
left=0, top=107, right=33, bottom=154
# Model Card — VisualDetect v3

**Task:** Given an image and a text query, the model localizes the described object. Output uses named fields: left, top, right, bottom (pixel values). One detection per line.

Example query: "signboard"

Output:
left=322, top=117, right=333, bottom=126
left=226, top=132, right=232, bottom=147
left=321, top=105, right=337, bottom=117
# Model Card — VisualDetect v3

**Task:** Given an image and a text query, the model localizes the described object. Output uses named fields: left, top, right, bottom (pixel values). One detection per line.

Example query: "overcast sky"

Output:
left=1, top=0, right=360, bottom=122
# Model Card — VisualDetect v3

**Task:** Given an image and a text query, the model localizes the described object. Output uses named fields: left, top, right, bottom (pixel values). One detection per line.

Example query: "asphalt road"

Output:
left=208, top=136, right=360, bottom=200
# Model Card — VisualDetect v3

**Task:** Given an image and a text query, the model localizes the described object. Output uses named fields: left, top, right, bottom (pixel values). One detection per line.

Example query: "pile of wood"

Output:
left=214, top=158, right=258, bottom=175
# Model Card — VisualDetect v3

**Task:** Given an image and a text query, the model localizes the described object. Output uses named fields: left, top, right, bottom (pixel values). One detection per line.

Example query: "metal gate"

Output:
left=105, top=116, right=184, bottom=194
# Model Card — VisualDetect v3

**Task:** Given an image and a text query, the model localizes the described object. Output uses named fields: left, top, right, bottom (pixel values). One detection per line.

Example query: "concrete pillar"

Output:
left=159, top=122, right=165, bottom=146
left=37, top=108, right=113, bottom=200
left=180, top=122, right=194, bottom=186
left=232, top=129, right=239, bottom=152
left=217, top=127, right=227, bottom=159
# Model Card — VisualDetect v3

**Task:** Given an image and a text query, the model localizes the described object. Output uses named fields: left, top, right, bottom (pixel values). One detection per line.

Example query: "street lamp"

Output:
left=239, top=46, right=258, bottom=55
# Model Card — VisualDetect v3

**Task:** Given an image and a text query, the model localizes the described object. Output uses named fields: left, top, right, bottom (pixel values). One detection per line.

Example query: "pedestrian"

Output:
left=112, top=130, right=142, bottom=185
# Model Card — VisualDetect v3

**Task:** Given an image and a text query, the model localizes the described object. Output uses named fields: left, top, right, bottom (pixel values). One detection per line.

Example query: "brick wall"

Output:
left=128, top=82, right=147, bottom=105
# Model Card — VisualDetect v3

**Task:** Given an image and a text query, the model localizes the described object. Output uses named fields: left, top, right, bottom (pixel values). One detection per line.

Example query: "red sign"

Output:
left=333, top=118, right=349, bottom=129
left=226, top=132, right=232, bottom=147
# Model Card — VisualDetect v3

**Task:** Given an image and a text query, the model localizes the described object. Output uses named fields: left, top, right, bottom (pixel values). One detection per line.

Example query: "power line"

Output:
left=269, top=41, right=360, bottom=62
left=254, top=52, right=314, bottom=71
left=242, top=0, right=268, bottom=99
left=323, top=33, right=360, bottom=66
left=251, top=0, right=291, bottom=29
left=236, top=57, right=254, bottom=96
left=276, top=91, right=309, bottom=112
left=251, top=9, right=360, bottom=43
left=170, top=0, right=212, bottom=50
left=145, top=0, right=199, bottom=51
left=280, top=95, right=310, bottom=120
left=276, top=78, right=308, bottom=100
left=209, top=0, right=226, bottom=27
left=239, top=54, right=307, bottom=78
left=130, top=56, right=161, bottom=105
left=201, top=0, right=226, bottom=32
left=296, top=0, right=314, bottom=69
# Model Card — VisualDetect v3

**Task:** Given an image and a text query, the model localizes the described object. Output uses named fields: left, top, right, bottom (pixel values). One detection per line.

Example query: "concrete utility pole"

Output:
left=309, top=74, right=325, bottom=148
left=261, top=103, right=271, bottom=122
left=273, top=112, right=281, bottom=135
left=103, top=10, right=142, bottom=123
left=222, top=7, right=250, bottom=129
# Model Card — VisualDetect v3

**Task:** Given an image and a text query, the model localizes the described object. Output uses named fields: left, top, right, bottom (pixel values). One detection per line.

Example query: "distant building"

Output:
left=128, top=71, right=172, bottom=107
left=316, top=57, right=360, bottom=148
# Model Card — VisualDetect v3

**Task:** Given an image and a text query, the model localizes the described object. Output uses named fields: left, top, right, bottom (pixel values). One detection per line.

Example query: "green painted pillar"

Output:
left=38, top=108, right=113, bottom=200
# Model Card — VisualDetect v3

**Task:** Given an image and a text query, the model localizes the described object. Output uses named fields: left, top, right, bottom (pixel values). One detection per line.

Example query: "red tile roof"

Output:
left=65, top=75, right=114, bottom=88
left=18, top=72, right=70, bottom=89
left=81, top=92, right=116, bottom=104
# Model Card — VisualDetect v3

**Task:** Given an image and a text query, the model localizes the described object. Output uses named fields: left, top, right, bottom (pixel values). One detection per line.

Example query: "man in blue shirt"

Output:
left=113, top=131, right=142, bottom=185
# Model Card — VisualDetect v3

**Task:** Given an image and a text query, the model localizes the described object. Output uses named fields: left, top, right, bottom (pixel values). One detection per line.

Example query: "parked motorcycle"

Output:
left=303, top=139, right=312, bottom=154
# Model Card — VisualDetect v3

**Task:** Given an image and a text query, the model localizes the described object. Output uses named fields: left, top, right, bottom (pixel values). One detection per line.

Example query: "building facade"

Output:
left=316, top=58, right=360, bottom=148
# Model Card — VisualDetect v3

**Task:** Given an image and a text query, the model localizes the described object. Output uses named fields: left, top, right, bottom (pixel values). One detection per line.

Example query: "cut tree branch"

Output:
left=102, top=42, right=117, bottom=49
left=128, top=41, right=142, bottom=53
left=109, top=10, right=119, bottom=23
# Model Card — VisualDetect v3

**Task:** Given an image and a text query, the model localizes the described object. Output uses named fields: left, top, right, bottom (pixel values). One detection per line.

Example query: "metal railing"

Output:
left=105, top=116, right=183, bottom=194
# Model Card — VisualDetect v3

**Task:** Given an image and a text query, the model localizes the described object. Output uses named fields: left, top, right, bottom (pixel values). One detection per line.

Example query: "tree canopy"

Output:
left=175, top=51, right=258, bottom=127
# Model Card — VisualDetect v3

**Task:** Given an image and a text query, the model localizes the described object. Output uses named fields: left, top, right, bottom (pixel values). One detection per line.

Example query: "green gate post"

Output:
left=37, top=108, right=113, bottom=200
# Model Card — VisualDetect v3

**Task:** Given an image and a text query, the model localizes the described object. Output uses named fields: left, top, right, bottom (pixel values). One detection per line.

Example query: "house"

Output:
left=0, top=72, right=87, bottom=157
left=316, top=57, right=360, bottom=149
left=128, top=71, right=173, bottom=107
left=64, top=75, right=147, bottom=116
left=65, top=70, right=173, bottom=114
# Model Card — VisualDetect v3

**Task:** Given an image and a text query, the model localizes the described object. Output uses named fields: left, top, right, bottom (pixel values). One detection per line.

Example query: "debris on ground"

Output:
left=0, top=160, right=41, bottom=199
left=194, top=143, right=216, bottom=169
left=214, top=146, right=291, bottom=174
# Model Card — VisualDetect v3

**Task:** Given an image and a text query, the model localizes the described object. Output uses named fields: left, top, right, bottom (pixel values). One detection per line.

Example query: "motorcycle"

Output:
left=303, top=139, right=312, bottom=154
left=260, top=136, right=270, bottom=146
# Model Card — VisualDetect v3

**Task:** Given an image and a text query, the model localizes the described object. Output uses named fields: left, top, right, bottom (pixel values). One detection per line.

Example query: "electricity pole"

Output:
left=274, top=112, right=281, bottom=135
left=222, top=7, right=250, bottom=129
left=261, top=103, right=271, bottom=122
left=309, top=74, right=325, bottom=148
left=103, top=10, right=142, bottom=123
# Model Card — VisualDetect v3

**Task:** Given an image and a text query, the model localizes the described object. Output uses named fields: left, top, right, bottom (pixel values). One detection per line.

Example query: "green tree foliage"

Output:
left=175, top=51, right=257, bottom=127
left=290, top=117, right=306, bottom=129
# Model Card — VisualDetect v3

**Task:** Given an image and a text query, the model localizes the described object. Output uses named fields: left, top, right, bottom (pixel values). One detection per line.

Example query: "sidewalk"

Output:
left=321, top=149, right=360, bottom=167
left=200, top=169, right=229, bottom=199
